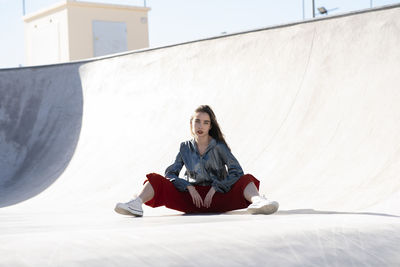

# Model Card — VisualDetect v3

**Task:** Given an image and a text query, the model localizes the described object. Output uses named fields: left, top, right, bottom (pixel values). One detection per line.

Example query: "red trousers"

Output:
left=144, top=173, right=260, bottom=213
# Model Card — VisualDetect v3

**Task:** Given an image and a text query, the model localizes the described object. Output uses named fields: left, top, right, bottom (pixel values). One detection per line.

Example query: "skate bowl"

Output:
left=1, top=4, right=400, bottom=267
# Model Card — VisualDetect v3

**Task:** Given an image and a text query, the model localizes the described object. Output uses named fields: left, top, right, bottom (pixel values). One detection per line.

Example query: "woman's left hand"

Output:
left=204, top=187, right=216, bottom=208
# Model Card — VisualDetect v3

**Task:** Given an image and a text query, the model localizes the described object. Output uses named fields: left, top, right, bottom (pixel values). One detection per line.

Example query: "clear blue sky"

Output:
left=1, top=0, right=399, bottom=68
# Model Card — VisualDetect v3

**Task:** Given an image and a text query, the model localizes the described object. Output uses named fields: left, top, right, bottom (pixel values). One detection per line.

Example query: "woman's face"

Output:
left=191, top=112, right=212, bottom=138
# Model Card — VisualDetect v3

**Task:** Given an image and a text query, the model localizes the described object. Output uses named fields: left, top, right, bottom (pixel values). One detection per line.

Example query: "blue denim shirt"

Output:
left=165, top=138, right=244, bottom=193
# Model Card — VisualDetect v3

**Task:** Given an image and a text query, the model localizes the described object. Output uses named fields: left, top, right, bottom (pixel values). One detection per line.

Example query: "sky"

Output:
left=0, top=0, right=399, bottom=68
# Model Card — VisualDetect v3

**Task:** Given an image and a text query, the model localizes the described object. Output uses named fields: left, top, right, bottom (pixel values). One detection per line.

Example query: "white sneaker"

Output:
left=115, top=198, right=143, bottom=217
left=247, top=196, right=279, bottom=215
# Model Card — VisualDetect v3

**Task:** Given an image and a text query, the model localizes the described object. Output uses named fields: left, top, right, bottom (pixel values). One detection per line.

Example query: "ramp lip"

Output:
left=2, top=3, right=399, bottom=72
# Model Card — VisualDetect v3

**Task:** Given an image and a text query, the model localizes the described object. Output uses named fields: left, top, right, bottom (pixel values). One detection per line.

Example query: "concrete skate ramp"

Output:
left=1, top=4, right=400, bottom=267
left=0, top=64, right=84, bottom=207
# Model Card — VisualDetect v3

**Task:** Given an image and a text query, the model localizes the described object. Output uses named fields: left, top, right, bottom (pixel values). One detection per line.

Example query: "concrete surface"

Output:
left=1, top=4, right=400, bottom=267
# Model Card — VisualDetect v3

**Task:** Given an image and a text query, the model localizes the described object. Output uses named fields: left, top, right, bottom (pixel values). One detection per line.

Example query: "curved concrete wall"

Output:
left=1, top=5, right=400, bottom=216
left=0, top=64, right=83, bottom=207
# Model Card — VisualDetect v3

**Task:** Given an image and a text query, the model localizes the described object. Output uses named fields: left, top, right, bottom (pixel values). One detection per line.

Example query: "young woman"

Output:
left=115, top=105, right=279, bottom=217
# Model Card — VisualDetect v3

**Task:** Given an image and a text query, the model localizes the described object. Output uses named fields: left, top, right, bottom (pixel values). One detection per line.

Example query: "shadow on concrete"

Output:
left=127, top=209, right=399, bottom=219
left=275, top=209, right=400, bottom=218
left=0, top=63, right=84, bottom=208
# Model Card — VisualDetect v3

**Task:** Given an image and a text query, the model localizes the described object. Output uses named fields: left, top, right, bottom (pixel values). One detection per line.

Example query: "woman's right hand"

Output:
left=187, top=186, right=203, bottom=208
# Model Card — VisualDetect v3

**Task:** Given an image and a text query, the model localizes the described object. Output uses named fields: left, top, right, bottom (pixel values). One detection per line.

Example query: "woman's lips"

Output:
left=197, top=130, right=203, bottom=134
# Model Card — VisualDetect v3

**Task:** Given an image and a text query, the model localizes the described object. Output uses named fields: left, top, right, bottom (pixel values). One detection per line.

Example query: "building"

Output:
left=23, top=0, right=150, bottom=66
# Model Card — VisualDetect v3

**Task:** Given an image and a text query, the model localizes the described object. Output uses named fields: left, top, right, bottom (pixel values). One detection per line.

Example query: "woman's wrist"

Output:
left=187, top=185, right=195, bottom=191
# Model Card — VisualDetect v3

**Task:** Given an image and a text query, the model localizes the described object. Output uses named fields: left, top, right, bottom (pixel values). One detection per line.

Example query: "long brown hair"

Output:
left=190, top=105, right=230, bottom=150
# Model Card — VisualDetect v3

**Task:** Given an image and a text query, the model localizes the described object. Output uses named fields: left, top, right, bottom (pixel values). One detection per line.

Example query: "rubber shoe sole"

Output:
left=114, top=203, right=143, bottom=217
left=247, top=201, right=279, bottom=215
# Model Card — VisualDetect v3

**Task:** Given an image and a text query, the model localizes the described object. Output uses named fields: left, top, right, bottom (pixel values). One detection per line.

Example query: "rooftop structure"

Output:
left=23, top=0, right=150, bottom=66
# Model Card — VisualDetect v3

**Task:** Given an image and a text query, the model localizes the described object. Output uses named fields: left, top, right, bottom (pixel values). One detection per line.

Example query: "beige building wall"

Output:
left=24, top=0, right=150, bottom=66
left=24, top=5, right=70, bottom=65
left=67, top=1, right=150, bottom=61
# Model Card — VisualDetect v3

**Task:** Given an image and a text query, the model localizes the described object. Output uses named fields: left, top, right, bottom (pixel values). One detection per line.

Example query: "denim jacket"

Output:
left=165, top=138, right=244, bottom=193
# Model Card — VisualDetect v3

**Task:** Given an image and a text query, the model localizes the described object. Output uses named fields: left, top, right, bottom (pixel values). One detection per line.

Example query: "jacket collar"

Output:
left=191, top=138, right=217, bottom=155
